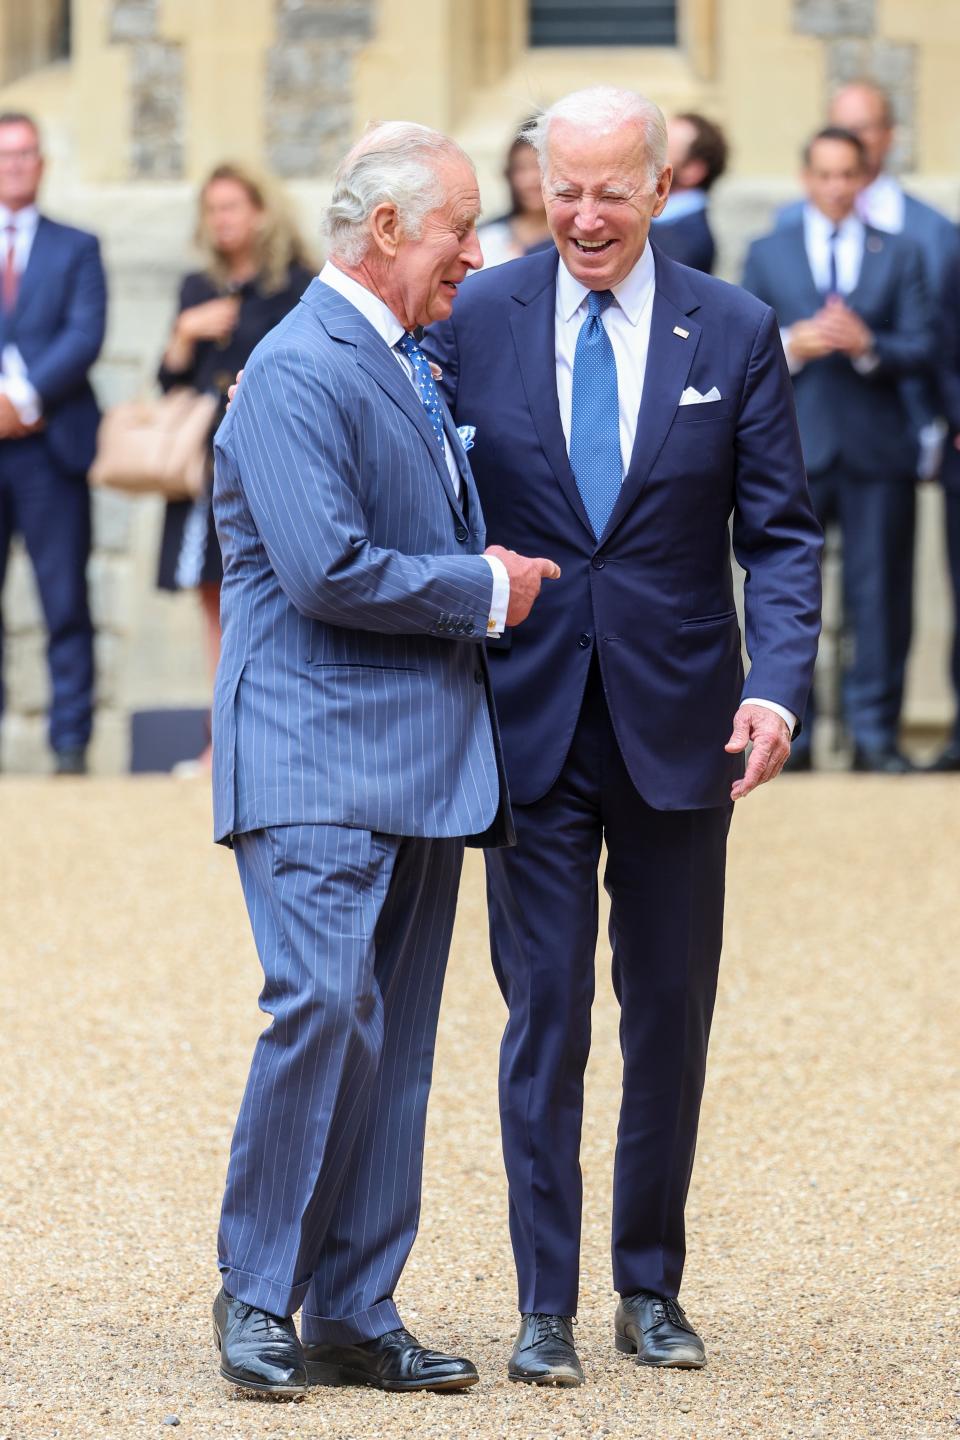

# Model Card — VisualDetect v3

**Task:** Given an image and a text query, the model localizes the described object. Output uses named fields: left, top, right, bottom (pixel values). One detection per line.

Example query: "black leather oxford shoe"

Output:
left=851, top=745, right=916, bottom=775
left=212, top=1286, right=308, bottom=1396
left=507, top=1313, right=583, bottom=1387
left=615, top=1292, right=706, bottom=1369
left=303, top=1326, right=478, bottom=1392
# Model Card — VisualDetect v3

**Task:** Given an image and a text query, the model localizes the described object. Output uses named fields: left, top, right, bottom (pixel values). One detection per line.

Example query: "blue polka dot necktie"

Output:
left=569, top=289, right=621, bottom=540
left=395, top=331, right=445, bottom=453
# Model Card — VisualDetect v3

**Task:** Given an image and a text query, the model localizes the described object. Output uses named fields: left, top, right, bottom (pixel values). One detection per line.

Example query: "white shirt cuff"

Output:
left=781, top=326, right=804, bottom=376
left=482, top=554, right=510, bottom=636
left=0, top=344, right=42, bottom=423
left=746, top=697, right=798, bottom=737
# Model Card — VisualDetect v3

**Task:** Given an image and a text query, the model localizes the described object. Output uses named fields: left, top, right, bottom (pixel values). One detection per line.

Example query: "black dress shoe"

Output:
left=508, top=1313, right=583, bottom=1387
left=212, top=1286, right=308, bottom=1396
left=926, top=741, right=960, bottom=773
left=615, top=1292, right=706, bottom=1369
left=54, top=748, right=87, bottom=776
left=303, top=1326, right=478, bottom=1392
left=851, top=745, right=916, bottom=775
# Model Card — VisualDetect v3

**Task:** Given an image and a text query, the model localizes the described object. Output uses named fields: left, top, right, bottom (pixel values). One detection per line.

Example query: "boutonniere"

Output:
left=456, top=424, right=476, bottom=453
left=429, top=362, right=443, bottom=382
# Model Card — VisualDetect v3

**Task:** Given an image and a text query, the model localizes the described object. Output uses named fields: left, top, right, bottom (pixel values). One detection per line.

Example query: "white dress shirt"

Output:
left=0, top=203, right=42, bottom=423
left=556, top=247, right=796, bottom=736
left=856, top=173, right=906, bottom=234
left=318, top=261, right=508, bottom=633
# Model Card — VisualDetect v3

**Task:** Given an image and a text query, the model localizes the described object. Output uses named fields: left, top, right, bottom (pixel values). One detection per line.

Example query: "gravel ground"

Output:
left=2, top=776, right=958, bottom=1440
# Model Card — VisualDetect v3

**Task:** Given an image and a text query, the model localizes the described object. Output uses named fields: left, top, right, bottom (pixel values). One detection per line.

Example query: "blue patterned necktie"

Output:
left=395, top=331, right=445, bottom=453
left=569, top=289, right=621, bottom=539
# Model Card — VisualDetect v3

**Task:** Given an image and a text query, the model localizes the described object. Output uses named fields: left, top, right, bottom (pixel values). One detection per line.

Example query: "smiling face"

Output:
left=543, top=118, right=671, bottom=290
left=0, top=119, right=43, bottom=212
left=804, top=136, right=865, bottom=224
left=362, top=150, right=483, bottom=330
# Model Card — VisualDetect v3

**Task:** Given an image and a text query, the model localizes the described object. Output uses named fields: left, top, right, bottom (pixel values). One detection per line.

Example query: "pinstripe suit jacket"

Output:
left=210, top=278, right=509, bottom=846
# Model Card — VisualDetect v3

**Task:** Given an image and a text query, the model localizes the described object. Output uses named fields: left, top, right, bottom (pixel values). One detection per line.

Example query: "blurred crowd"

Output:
left=0, top=78, right=958, bottom=775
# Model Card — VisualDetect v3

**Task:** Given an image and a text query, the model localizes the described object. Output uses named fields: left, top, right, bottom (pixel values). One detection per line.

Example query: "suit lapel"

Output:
left=509, top=260, right=595, bottom=541
left=309, top=282, right=465, bottom=522
left=600, top=249, right=701, bottom=543
left=847, top=225, right=889, bottom=312
left=784, top=222, right=824, bottom=312
left=10, top=215, right=54, bottom=329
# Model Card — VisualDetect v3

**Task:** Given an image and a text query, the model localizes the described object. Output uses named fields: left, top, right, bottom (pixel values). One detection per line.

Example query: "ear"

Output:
left=368, top=201, right=402, bottom=259
left=651, top=164, right=673, bottom=219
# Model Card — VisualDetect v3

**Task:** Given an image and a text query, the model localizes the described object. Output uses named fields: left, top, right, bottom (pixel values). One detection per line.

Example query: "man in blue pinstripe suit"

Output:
left=209, top=122, right=558, bottom=1396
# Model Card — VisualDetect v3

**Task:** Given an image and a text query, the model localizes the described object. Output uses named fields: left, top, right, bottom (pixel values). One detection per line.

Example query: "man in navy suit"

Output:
left=0, top=112, right=106, bottom=774
left=651, top=112, right=727, bottom=274
left=744, top=128, right=934, bottom=772
left=210, top=121, right=558, bottom=1397
left=933, top=251, right=960, bottom=771
left=424, top=87, right=822, bottom=1383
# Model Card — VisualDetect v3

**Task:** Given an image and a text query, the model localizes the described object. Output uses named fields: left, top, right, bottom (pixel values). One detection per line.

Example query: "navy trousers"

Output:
left=485, top=663, right=732, bottom=1314
left=219, top=822, right=464, bottom=1343
left=794, top=466, right=915, bottom=754
left=945, top=489, right=960, bottom=745
left=0, top=435, right=94, bottom=753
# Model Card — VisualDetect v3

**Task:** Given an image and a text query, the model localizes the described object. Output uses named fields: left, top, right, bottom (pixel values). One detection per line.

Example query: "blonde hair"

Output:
left=195, top=162, right=317, bottom=295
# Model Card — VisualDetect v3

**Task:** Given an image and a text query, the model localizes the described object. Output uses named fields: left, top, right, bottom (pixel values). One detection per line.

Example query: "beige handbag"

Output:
left=89, top=387, right=219, bottom=501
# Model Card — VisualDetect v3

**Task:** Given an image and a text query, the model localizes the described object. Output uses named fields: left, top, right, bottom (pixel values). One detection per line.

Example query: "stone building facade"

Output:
left=0, top=0, right=957, bottom=771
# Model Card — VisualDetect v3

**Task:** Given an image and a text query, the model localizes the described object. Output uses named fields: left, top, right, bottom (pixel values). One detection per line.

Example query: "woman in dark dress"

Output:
left=158, top=162, right=315, bottom=765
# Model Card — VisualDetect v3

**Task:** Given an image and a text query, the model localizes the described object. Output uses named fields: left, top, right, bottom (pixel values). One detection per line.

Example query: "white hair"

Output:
left=323, top=121, right=471, bottom=265
left=527, top=86, right=667, bottom=189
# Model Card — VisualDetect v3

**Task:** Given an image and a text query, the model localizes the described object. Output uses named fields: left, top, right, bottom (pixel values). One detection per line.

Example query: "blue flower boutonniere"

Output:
left=457, top=424, right=476, bottom=453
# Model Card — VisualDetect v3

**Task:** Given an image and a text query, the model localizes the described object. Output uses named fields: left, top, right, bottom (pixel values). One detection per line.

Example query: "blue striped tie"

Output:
left=569, top=289, right=621, bottom=539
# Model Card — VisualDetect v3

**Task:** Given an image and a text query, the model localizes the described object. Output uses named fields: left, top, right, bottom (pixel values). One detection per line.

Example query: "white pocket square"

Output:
left=678, top=385, right=721, bottom=406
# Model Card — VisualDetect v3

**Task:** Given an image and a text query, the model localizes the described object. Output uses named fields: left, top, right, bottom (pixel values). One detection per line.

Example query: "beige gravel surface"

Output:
left=2, top=776, right=958, bottom=1439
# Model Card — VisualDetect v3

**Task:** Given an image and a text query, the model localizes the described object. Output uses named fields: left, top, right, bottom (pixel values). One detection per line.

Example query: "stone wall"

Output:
left=110, top=0, right=184, bottom=178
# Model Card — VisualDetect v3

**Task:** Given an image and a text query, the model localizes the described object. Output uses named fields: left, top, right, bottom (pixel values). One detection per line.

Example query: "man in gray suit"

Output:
left=209, top=121, right=558, bottom=1397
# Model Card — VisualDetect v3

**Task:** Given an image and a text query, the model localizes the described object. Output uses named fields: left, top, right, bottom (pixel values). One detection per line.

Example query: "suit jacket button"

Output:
left=464, top=621, right=475, bottom=635
left=455, top=525, right=468, bottom=542
left=578, top=633, right=592, bottom=648
left=592, top=556, right=605, bottom=570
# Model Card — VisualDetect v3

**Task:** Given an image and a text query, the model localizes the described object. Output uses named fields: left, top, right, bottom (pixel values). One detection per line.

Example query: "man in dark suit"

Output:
left=932, top=250, right=960, bottom=770
left=0, top=111, right=106, bottom=774
left=744, top=127, right=935, bottom=773
left=424, top=86, right=822, bottom=1384
left=650, top=112, right=727, bottom=273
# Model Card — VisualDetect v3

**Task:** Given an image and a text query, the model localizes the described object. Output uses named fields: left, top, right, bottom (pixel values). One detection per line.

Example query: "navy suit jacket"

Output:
left=422, top=245, right=822, bottom=812
left=940, top=247, right=960, bottom=495
left=0, top=216, right=106, bottom=475
left=742, top=221, right=935, bottom=480
left=212, top=278, right=511, bottom=847
left=651, top=207, right=716, bottom=273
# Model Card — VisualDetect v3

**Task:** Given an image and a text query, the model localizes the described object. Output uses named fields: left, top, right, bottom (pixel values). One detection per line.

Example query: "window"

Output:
left=530, top=1, right=678, bottom=47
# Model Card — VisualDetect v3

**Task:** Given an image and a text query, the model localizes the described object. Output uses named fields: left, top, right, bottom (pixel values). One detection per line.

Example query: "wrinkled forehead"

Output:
left=431, top=152, right=482, bottom=225
left=544, top=118, right=653, bottom=184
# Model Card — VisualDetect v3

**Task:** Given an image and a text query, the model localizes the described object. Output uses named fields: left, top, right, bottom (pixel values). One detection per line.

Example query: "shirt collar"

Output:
left=556, top=240, right=656, bottom=327
left=653, top=189, right=708, bottom=225
left=803, top=203, right=864, bottom=244
left=0, top=203, right=39, bottom=236
left=318, top=260, right=406, bottom=349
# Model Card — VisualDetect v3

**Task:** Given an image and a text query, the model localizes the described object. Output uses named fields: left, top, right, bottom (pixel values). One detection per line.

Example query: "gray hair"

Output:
left=528, top=86, right=667, bottom=189
left=323, top=121, right=471, bottom=265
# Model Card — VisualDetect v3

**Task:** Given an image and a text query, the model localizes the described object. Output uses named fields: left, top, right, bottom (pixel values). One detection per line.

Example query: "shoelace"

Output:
left=651, top=1298, right=689, bottom=1330
left=532, top=1313, right=572, bottom=1346
left=236, top=1303, right=288, bottom=1337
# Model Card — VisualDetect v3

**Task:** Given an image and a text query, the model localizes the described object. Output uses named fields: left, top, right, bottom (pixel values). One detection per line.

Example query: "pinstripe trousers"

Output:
left=218, top=822, right=464, bottom=1343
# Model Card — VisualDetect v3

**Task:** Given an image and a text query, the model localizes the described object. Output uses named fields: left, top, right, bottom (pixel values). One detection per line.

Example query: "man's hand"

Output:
left=227, top=368, right=244, bottom=408
left=787, top=318, right=833, bottom=363
left=814, top=296, right=873, bottom=358
left=0, top=393, right=33, bottom=440
left=484, top=544, right=561, bottom=627
left=725, top=703, right=792, bottom=801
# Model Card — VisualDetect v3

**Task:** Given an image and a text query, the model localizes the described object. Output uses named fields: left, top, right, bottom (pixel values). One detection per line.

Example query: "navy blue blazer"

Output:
left=422, top=245, right=822, bottom=812
left=0, top=216, right=106, bottom=475
left=742, top=220, right=935, bottom=481
left=940, top=247, right=960, bottom=495
left=651, top=207, right=716, bottom=273
left=212, top=279, right=511, bottom=847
